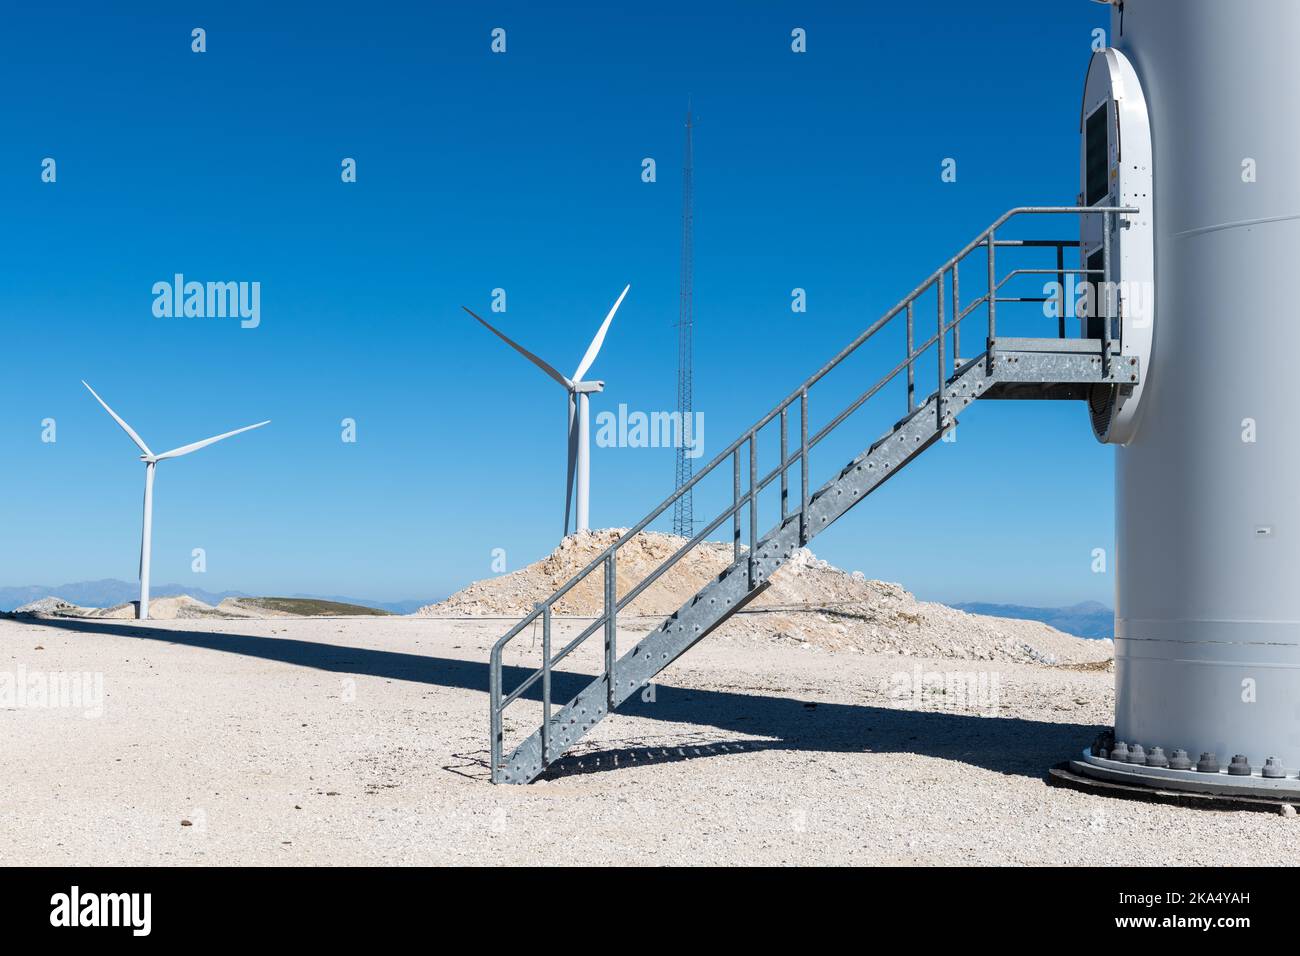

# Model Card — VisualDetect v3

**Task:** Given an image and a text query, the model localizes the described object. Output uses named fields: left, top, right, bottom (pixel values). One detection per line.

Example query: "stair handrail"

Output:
left=488, top=204, right=1136, bottom=779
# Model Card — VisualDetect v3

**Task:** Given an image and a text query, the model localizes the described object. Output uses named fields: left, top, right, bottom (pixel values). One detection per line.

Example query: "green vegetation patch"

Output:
left=245, top=597, right=392, bottom=617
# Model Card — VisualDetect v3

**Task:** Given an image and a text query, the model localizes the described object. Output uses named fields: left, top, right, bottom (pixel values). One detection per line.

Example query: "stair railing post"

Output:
left=541, top=602, right=552, bottom=764
left=748, top=432, right=758, bottom=588
left=799, top=389, right=809, bottom=546
left=1055, top=243, right=1066, bottom=339
left=986, top=228, right=996, bottom=374
left=936, top=270, right=946, bottom=431
left=604, top=553, right=616, bottom=709
left=490, top=647, right=502, bottom=783
left=1101, top=209, right=1112, bottom=376
left=779, top=407, right=789, bottom=521
left=906, top=301, right=915, bottom=413
left=733, top=449, right=741, bottom=562
left=952, top=261, right=961, bottom=366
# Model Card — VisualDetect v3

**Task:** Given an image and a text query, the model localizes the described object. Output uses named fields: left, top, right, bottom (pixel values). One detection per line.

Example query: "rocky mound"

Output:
left=86, top=595, right=242, bottom=620
left=419, top=530, right=1112, bottom=666
left=10, top=597, right=90, bottom=617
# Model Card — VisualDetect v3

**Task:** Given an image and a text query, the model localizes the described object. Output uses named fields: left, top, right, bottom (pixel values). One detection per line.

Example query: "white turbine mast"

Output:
left=82, top=381, right=270, bottom=621
left=463, top=284, right=630, bottom=536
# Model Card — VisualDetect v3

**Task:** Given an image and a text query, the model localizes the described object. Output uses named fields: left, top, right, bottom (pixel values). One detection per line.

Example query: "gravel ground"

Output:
left=0, top=613, right=1291, bottom=866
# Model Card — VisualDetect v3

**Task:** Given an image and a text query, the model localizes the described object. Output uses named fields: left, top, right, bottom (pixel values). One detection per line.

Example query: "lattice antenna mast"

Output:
left=672, top=103, right=695, bottom=536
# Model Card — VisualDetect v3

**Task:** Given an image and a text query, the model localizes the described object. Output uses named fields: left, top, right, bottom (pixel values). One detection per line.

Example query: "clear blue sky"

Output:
left=0, top=0, right=1117, bottom=606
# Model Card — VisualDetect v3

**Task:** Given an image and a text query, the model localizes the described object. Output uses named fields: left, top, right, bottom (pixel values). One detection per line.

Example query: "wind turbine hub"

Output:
left=461, top=285, right=630, bottom=537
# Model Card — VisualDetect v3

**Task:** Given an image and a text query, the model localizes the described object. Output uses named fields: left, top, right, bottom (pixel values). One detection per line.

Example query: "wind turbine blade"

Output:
left=82, top=381, right=153, bottom=457
left=564, top=397, right=578, bottom=536
left=154, top=420, right=270, bottom=460
left=572, top=284, right=630, bottom=383
left=462, top=307, right=572, bottom=389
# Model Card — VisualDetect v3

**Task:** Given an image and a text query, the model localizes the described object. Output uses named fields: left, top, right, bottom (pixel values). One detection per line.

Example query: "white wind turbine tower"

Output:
left=82, top=381, right=270, bottom=621
left=463, top=285, right=629, bottom=535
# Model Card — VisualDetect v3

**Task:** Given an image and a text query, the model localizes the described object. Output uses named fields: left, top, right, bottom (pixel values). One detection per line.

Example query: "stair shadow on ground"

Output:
left=16, top=617, right=1100, bottom=782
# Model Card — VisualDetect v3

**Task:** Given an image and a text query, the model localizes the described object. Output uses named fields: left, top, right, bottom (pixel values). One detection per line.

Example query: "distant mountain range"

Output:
left=0, top=579, right=433, bottom=616
left=949, top=600, right=1114, bottom=638
left=0, top=578, right=1110, bottom=634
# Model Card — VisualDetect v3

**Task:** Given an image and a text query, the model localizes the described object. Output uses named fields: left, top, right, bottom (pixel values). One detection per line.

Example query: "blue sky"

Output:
left=0, top=0, right=1116, bottom=606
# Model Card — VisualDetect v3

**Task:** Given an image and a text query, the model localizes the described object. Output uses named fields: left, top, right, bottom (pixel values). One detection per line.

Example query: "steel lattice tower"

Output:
left=672, top=105, right=695, bottom=536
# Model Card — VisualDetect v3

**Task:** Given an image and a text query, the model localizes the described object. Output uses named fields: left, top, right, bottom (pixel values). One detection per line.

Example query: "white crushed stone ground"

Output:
left=1, top=611, right=1291, bottom=866
left=421, top=530, right=1113, bottom=667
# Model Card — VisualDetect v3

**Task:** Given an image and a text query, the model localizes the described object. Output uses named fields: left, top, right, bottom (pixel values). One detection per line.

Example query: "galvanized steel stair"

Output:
left=488, top=205, right=1138, bottom=784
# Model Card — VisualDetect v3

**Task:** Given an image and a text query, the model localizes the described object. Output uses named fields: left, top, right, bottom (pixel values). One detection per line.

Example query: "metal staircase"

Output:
left=488, top=205, right=1138, bottom=784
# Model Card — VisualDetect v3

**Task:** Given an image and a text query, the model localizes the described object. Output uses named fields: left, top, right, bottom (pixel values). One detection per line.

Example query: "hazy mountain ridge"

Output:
left=1, top=579, right=1107, bottom=631
left=949, top=600, right=1113, bottom=638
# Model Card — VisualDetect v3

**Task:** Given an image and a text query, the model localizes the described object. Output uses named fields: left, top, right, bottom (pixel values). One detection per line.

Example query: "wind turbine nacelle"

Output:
left=572, top=380, right=605, bottom=394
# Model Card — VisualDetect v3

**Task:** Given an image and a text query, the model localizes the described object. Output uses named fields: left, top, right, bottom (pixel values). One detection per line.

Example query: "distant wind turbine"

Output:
left=463, top=285, right=630, bottom=535
left=82, top=381, right=270, bottom=620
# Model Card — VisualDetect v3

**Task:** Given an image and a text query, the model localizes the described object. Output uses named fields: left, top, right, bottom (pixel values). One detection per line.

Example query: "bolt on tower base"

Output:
left=1062, top=732, right=1300, bottom=805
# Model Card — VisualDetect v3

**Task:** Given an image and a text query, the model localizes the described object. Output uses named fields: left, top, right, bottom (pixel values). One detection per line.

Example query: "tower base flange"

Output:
left=1057, top=745, right=1300, bottom=809
left=1048, top=761, right=1296, bottom=813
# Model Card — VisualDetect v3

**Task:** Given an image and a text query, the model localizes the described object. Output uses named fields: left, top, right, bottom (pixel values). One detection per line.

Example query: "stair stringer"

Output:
left=494, top=359, right=997, bottom=783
